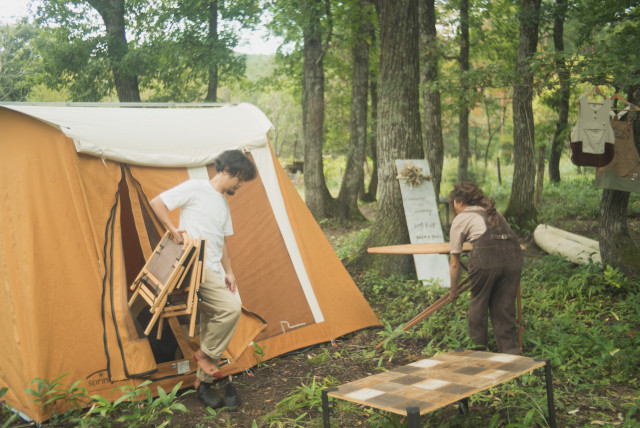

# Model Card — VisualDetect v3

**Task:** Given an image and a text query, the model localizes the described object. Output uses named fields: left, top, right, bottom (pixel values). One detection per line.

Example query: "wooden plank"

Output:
left=368, top=241, right=524, bottom=255
left=367, top=242, right=473, bottom=255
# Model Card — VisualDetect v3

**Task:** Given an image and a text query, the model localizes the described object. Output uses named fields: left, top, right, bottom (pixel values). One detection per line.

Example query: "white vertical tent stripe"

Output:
left=187, top=166, right=209, bottom=180
left=251, top=147, right=324, bottom=323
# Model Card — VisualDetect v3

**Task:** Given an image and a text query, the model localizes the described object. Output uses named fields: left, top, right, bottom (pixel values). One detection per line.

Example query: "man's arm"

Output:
left=221, top=240, right=237, bottom=294
left=150, top=196, right=184, bottom=244
left=449, top=253, right=461, bottom=299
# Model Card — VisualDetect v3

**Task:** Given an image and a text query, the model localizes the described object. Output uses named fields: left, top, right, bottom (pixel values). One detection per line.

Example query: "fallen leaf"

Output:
left=568, top=409, right=580, bottom=415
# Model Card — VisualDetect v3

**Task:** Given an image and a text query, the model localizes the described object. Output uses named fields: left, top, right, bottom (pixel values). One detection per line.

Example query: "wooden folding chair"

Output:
left=128, top=231, right=198, bottom=336
left=156, top=239, right=207, bottom=339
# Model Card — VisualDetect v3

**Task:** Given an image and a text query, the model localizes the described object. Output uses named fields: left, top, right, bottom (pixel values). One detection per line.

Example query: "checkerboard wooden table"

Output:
left=322, top=349, right=556, bottom=427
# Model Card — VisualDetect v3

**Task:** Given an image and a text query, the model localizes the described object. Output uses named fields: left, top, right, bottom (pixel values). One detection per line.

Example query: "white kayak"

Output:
left=533, top=224, right=601, bottom=265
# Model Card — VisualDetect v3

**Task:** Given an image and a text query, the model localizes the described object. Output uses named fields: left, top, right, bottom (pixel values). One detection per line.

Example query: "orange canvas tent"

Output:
left=0, top=103, right=381, bottom=422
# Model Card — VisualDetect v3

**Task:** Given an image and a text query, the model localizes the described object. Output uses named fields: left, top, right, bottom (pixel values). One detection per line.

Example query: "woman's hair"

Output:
left=448, top=181, right=500, bottom=230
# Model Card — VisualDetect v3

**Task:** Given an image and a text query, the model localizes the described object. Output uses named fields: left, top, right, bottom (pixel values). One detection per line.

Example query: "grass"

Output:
left=261, top=159, right=640, bottom=426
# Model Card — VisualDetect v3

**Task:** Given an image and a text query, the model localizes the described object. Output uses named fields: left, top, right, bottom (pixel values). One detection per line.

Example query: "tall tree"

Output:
left=336, top=0, right=374, bottom=220
left=362, top=61, right=378, bottom=202
left=548, top=0, right=570, bottom=182
left=505, top=0, right=541, bottom=228
left=301, top=0, right=334, bottom=219
left=457, top=0, right=470, bottom=182
left=355, top=0, right=423, bottom=276
left=36, top=1, right=134, bottom=101
left=145, top=0, right=259, bottom=102
left=419, top=0, right=444, bottom=200
left=87, top=0, right=140, bottom=101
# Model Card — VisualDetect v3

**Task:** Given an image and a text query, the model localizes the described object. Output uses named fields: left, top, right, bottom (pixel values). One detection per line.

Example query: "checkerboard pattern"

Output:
left=328, top=350, right=545, bottom=415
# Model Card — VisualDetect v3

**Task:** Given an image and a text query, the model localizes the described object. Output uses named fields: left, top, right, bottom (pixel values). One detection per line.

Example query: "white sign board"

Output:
left=396, top=159, right=450, bottom=287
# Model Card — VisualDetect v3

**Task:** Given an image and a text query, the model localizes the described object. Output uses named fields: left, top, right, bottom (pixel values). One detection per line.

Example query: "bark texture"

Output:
left=505, top=0, right=540, bottom=228
left=89, top=0, right=141, bottom=102
left=354, top=0, right=424, bottom=276
left=362, top=71, right=379, bottom=203
left=205, top=0, right=219, bottom=102
left=457, top=0, right=470, bottom=182
left=549, top=0, right=569, bottom=182
left=302, top=0, right=334, bottom=219
left=419, top=0, right=444, bottom=200
left=337, top=0, right=372, bottom=220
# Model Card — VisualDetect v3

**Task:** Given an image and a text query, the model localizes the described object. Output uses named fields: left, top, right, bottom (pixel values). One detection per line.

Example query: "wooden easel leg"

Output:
left=517, top=283, right=524, bottom=351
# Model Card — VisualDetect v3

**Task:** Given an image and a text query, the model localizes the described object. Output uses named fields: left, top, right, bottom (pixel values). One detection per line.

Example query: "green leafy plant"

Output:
left=262, top=374, right=338, bottom=425
left=110, top=380, right=191, bottom=427
left=25, top=374, right=90, bottom=412
left=0, top=387, right=18, bottom=428
left=253, top=342, right=268, bottom=367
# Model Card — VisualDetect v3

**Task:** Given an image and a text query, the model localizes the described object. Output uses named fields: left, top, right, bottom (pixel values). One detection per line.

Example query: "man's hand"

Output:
left=170, top=229, right=187, bottom=244
left=225, top=273, right=237, bottom=294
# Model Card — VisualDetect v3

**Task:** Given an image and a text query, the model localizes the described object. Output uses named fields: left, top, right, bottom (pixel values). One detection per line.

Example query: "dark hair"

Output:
left=214, top=150, right=257, bottom=182
left=448, top=181, right=499, bottom=230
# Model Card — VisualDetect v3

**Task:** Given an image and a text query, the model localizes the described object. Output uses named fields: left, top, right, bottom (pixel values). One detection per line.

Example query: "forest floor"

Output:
left=165, top=207, right=640, bottom=428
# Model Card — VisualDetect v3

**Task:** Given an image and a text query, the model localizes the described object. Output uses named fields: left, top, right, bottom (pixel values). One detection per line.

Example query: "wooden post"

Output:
left=535, top=145, right=545, bottom=207
left=496, top=157, right=502, bottom=185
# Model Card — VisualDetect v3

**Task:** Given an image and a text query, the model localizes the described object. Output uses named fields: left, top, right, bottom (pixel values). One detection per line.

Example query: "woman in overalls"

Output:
left=448, top=182, right=523, bottom=355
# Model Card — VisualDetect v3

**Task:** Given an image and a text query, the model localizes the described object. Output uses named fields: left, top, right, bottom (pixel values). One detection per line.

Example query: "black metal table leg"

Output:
left=535, top=358, right=557, bottom=428
left=406, top=406, right=420, bottom=428
left=322, top=388, right=337, bottom=428
left=458, top=397, right=470, bottom=415
left=544, top=360, right=557, bottom=428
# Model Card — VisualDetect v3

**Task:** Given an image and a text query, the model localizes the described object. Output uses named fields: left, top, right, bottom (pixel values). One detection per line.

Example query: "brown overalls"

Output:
left=467, top=211, right=523, bottom=355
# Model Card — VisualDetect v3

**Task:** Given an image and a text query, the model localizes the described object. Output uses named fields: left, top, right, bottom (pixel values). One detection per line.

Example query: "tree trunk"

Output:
left=549, top=0, right=569, bottom=183
left=505, top=0, right=540, bottom=229
left=457, top=0, right=470, bottom=182
left=336, top=0, right=372, bottom=220
left=535, top=144, right=545, bottom=206
left=205, top=0, right=219, bottom=102
left=362, top=69, right=379, bottom=203
left=353, top=0, right=423, bottom=276
left=302, top=0, right=334, bottom=219
left=89, top=0, right=141, bottom=102
left=599, top=190, right=640, bottom=277
left=419, top=0, right=444, bottom=200
left=598, top=84, right=640, bottom=278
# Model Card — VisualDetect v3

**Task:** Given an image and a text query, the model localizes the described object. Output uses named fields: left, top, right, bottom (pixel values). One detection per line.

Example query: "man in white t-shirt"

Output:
left=150, top=150, right=256, bottom=409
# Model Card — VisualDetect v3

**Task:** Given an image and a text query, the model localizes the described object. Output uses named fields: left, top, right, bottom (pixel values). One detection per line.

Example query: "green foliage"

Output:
left=25, top=373, right=91, bottom=416
left=0, top=387, right=18, bottom=428
left=262, top=374, right=339, bottom=425
left=0, top=20, right=42, bottom=101
left=328, top=227, right=370, bottom=262
left=20, top=375, right=191, bottom=427
left=108, top=380, right=191, bottom=427
left=253, top=342, right=269, bottom=367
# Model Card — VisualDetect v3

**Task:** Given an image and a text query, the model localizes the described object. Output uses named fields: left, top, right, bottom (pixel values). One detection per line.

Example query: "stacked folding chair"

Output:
left=128, top=231, right=206, bottom=339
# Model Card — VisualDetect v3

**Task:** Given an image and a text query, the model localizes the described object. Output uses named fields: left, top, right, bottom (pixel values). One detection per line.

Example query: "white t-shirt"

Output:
left=159, top=180, right=232, bottom=276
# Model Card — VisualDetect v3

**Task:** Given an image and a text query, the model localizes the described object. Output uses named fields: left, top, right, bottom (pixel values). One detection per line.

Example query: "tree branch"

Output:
left=317, top=0, right=333, bottom=65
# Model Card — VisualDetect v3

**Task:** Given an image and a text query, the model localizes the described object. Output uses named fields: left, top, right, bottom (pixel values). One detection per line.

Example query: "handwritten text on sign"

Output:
left=396, top=159, right=450, bottom=287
